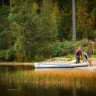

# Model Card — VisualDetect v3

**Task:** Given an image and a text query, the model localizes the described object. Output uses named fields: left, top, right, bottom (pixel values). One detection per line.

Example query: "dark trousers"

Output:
left=76, top=58, right=80, bottom=63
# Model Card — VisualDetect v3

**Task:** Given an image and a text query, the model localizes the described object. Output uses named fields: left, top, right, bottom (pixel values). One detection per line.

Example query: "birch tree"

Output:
left=72, top=0, right=76, bottom=41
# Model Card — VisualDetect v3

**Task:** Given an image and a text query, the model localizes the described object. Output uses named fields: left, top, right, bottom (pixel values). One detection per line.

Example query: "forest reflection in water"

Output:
left=0, top=85, right=96, bottom=96
left=0, top=65, right=96, bottom=96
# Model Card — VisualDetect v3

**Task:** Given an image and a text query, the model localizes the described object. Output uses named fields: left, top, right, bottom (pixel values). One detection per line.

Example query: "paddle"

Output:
left=88, top=57, right=92, bottom=66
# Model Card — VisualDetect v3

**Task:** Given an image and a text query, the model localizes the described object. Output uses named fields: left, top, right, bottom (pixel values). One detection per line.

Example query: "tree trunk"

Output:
left=10, top=0, right=12, bottom=29
left=2, top=0, right=4, bottom=5
left=52, top=0, right=54, bottom=3
left=9, top=0, right=12, bottom=47
left=72, top=0, right=76, bottom=41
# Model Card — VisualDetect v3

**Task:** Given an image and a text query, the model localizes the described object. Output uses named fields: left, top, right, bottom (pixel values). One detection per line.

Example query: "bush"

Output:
left=86, top=43, right=93, bottom=56
left=81, top=39, right=89, bottom=47
left=63, top=41, right=75, bottom=55
left=51, top=40, right=75, bottom=57
left=74, top=40, right=96, bottom=56
left=51, top=41, right=64, bottom=57
left=0, top=46, right=15, bottom=61
left=15, top=52, right=25, bottom=62
left=86, top=42, right=96, bottom=56
left=34, top=55, right=44, bottom=62
left=0, top=50, right=6, bottom=61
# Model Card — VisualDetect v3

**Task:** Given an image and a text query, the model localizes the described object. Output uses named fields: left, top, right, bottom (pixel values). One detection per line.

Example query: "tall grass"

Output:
left=0, top=70, right=96, bottom=89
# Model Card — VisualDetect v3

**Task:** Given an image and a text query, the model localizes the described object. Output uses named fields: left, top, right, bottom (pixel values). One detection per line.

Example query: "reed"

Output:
left=0, top=70, right=96, bottom=89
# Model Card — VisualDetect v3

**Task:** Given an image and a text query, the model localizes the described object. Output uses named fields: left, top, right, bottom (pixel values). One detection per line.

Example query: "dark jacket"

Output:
left=75, top=50, right=82, bottom=58
left=83, top=52, right=89, bottom=59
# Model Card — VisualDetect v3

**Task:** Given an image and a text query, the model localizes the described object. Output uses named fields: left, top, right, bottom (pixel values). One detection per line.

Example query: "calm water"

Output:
left=0, top=65, right=96, bottom=96
left=0, top=87, right=96, bottom=96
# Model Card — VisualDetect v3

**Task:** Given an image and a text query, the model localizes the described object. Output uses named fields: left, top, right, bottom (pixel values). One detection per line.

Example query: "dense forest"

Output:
left=0, top=0, right=96, bottom=62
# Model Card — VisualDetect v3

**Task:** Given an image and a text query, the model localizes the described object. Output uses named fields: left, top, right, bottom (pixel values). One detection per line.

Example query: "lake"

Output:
left=0, top=65, right=96, bottom=96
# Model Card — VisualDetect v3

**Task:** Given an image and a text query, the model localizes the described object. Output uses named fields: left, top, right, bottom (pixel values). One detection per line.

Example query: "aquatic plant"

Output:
left=0, top=70, right=96, bottom=90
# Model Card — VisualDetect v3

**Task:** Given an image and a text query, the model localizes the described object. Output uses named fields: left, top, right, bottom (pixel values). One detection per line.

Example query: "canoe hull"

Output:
left=35, top=61, right=90, bottom=68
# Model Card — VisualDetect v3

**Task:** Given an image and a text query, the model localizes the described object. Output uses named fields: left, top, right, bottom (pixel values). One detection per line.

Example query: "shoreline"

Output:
left=0, top=62, right=34, bottom=66
left=0, top=57, right=96, bottom=71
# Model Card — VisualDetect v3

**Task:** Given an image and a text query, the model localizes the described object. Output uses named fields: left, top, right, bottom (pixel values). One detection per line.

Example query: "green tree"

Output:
left=10, top=0, right=59, bottom=61
left=37, top=0, right=59, bottom=57
left=58, top=11, right=72, bottom=41
left=10, top=1, right=40, bottom=61
left=0, top=5, right=10, bottom=50
left=57, top=0, right=72, bottom=41
left=76, top=0, right=96, bottom=40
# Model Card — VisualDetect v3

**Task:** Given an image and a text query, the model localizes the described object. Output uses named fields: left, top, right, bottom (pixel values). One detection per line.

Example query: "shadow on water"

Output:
left=0, top=65, right=34, bottom=72
left=0, top=86, right=96, bottom=96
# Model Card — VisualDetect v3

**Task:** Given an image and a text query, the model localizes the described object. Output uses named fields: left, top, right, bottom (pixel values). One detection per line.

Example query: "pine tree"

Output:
left=0, top=5, right=10, bottom=50
left=10, top=0, right=40, bottom=61
left=37, top=0, right=59, bottom=57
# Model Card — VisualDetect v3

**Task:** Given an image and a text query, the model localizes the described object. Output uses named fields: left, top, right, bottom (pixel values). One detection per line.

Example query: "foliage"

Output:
left=81, top=39, right=89, bottom=47
left=63, top=40, right=75, bottom=55
left=0, top=0, right=96, bottom=61
left=74, top=39, right=96, bottom=56
left=11, top=1, right=40, bottom=61
left=0, top=46, right=15, bottom=61
left=58, top=11, right=72, bottom=41
left=76, top=0, right=96, bottom=40
left=34, top=55, right=44, bottom=62
left=0, top=5, right=10, bottom=50
left=51, top=40, right=75, bottom=57
left=86, top=43, right=93, bottom=56
left=76, top=28, right=83, bottom=40
left=8, top=0, right=59, bottom=61
left=51, top=41, right=64, bottom=57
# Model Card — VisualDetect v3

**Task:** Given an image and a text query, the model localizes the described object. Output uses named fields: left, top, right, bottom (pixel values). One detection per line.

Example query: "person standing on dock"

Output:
left=75, top=47, right=82, bottom=63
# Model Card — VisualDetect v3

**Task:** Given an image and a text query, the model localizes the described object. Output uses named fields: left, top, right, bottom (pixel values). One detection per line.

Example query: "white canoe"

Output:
left=34, top=61, right=90, bottom=68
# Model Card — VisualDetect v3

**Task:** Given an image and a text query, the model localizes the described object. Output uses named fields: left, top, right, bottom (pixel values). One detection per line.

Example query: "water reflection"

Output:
left=0, top=86, right=96, bottom=96
left=0, top=88, right=77, bottom=96
left=0, top=65, right=34, bottom=72
left=35, top=68, right=77, bottom=71
left=0, top=65, right=96, bottom=96
left=73, top=88, right=76, bottom=96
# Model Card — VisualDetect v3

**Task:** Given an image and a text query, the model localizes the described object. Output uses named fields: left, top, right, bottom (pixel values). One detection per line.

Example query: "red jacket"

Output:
left=75, top=50, right=82, bottom=58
